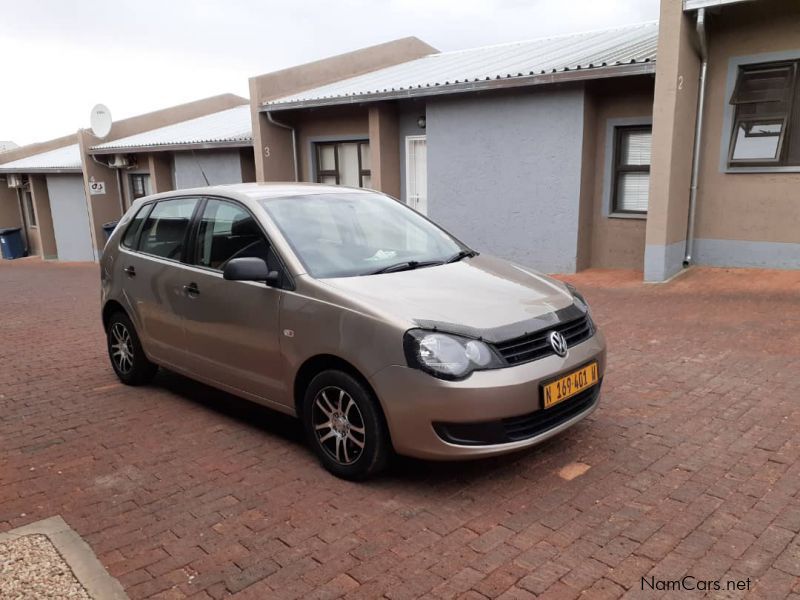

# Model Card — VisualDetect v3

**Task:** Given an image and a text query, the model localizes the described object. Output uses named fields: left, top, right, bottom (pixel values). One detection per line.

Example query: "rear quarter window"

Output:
left=121, top=205, right=151, bottom=249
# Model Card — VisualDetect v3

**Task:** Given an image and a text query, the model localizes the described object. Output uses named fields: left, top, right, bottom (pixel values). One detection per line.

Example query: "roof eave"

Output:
left=261, top=62, right=656, bottom=112
left=0, top=167, right=82, bottom=174
left=683, top=0, right=753, bottom=10
left=89, top=139, right=254, bottom=155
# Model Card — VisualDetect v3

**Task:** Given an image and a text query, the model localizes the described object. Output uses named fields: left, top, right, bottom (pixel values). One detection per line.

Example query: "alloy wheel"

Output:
left=110, top=322, right=134, bottom=374
left=311, top=386, right=366, bottom=465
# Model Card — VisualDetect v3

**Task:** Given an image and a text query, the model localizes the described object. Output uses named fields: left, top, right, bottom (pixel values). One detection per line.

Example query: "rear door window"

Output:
left=138, top=197, right=199, bottom=261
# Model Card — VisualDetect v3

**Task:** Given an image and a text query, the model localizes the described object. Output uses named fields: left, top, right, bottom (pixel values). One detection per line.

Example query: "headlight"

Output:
left=565, top=282, right=590, bottom=314
left=403, top=329, right=505, bottom=380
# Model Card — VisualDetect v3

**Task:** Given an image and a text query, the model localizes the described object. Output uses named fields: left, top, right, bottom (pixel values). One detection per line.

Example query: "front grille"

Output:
left=433, top=382, right=601, bottom=446
left=493, top=314, right=593, bottom=366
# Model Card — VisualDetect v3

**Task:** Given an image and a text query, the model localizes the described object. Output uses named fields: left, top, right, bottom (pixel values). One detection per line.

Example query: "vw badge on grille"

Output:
left=548, top=331, right=568, bottom=357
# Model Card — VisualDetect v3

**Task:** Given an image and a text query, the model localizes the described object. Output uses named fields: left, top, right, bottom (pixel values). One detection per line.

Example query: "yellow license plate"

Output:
left=543, top=362, right=599, bottom=409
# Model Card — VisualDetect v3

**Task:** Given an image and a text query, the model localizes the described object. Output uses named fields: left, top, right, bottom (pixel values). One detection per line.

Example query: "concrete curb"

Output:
left=0, top=515, right=129, bottom=600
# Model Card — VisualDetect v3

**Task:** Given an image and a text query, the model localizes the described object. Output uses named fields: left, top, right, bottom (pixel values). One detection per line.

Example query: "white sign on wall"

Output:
left=88, top=177, right=106, bottom=195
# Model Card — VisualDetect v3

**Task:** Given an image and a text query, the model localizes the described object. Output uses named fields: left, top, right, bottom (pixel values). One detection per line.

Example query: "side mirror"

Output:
left=223, top=257, right=281, bottom=287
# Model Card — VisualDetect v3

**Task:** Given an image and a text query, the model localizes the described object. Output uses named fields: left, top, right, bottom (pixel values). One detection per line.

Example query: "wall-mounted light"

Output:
left=417, top=116, right=426, bottom=129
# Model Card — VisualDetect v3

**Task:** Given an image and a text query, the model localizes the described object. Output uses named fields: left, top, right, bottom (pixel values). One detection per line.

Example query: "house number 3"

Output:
left=264, top=146, right=271, bottom=157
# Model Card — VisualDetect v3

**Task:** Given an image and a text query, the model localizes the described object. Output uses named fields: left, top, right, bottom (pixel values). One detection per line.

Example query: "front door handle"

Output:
left=123, top=265, right=136, bottom=277
left=183, top=282, right=200, bottom=297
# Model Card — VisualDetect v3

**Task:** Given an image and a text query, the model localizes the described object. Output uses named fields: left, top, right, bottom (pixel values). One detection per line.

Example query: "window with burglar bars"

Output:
left=612, top=126, right=652, bottom=214
left=130, top=174, right=151, bottom=201
left=315, top=141, right=371, bottom=188
left=728, top=61, right=800, bottom=167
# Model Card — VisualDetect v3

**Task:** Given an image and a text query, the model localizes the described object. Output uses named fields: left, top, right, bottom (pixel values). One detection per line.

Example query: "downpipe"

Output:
left=265, top=111, right=299, bottom=182
left=684, top=8, right=709, bottom=268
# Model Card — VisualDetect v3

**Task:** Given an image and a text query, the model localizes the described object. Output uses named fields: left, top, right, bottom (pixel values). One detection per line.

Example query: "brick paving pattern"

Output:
left=1, top=259, right=799, bottom=599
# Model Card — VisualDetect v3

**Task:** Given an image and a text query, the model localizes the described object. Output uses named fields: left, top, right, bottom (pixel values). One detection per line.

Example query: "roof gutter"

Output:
left=260, top=62, right=656, bottom=112
left=89, top=140, right=253, bottom=155
left=265, top=111, right=298, bottom=182
left=683, top=8, right=709, bottom=268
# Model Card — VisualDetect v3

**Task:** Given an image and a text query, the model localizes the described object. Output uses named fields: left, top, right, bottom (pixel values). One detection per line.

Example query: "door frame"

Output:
left=405, top=135, right=427, bottom=214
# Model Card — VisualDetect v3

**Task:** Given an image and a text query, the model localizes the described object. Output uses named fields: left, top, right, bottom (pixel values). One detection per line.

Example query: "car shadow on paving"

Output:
left=151, top=366, right=577, bottom=486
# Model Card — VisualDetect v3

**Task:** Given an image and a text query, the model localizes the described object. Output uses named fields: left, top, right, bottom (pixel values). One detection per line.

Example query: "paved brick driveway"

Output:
left=1, top=259, right=799, bottom=600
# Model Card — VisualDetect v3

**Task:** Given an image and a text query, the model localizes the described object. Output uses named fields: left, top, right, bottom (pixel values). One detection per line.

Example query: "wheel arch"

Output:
left=293, top=354, right=384, bottom=421
left=102, top=299, right=128, bottom=331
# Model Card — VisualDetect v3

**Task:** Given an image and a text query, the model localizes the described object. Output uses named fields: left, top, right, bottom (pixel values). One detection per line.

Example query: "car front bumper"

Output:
left=369, top=330, right=606, bottom=460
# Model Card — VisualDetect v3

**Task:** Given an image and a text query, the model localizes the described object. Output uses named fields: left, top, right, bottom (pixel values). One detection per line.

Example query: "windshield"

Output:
left=260, top=192, right=465, bottom=278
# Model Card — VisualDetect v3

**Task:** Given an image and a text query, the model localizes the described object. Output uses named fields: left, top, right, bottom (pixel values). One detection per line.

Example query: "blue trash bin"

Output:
left=0, top=227, right=25, bottom=260
left=102, top=221, right=119, bottom=241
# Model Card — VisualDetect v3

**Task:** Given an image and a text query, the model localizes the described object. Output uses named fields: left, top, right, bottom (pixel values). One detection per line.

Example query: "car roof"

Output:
left=133, top=182, right=375, bottom=210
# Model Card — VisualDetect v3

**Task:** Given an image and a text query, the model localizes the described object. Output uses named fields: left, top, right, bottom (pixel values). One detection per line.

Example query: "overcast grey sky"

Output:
left=0, top=0, right=659, bottom=146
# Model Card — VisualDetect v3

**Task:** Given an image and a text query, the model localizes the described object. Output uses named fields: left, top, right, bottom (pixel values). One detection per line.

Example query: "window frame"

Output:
left=185, top=196, right=295, bottom=289
left=129, top=173, right=151, bottom=201
left=611, top=125, right=652, bottom=216
left=727, top=60, right=799, bottom=168
left=133, top=196, right=202, bottom=264
left=314, top=141, right=371, bottom=187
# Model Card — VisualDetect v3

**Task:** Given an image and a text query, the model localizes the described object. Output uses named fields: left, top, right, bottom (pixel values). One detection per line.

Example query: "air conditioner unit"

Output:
left=108, top=154, right=130, bottom=168
left=7, top=174, right=25, bottom=188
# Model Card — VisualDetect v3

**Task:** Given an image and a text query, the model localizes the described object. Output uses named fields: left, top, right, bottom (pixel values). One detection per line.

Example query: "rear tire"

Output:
left=106, top=311, right=158, bottom=386
left=302, top=370, right=390, bottom=480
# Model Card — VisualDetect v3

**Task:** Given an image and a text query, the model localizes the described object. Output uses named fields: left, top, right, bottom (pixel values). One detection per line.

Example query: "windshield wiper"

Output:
left=445, top=249, right=478, bottom=263
left=368, top=259, right=443, bottom=275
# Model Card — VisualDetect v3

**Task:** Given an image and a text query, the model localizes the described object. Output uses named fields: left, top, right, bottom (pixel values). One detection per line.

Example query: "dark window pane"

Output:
left=121, top=205, right=149, bottom=249
left=130, top=174, right=151, bottom=200
left=195, top=199, right=269, bottom=270
left=139, top=197, right=197, bottom=260
left=24, top=192, right=36, bottom=227
left=731, top=66, right=794, bottom=105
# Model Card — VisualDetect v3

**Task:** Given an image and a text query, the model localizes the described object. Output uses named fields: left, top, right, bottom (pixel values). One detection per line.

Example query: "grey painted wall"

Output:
left=46, top=174, right=96, bottom=262
left=426, top=88, right=585, bottom=273
left=173, top=149, right=244, bottom=189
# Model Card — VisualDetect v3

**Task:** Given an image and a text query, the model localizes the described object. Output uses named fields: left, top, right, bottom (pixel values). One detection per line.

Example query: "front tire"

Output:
left=106, top=312, right=158, bottom=386
left=303, top=370, right=390, bottom=480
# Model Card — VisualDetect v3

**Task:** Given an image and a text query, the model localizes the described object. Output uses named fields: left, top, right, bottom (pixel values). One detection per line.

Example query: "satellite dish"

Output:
left=90, top=104, right=112, bottom=139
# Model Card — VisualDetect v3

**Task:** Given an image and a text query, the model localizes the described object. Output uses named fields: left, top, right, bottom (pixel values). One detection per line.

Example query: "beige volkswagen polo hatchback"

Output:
left=101, top=183, right=606, bottom=479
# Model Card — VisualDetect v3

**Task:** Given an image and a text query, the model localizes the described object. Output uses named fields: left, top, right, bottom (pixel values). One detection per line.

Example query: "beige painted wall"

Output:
left=293, top=107, right=370, bottom=182
left=647, top=2, right=702, bottom=247
left=587, top=77, right=655, bottom=269
left=0, top=184, right=22, bottom=229
left=694, top=0, right=800, bottom=244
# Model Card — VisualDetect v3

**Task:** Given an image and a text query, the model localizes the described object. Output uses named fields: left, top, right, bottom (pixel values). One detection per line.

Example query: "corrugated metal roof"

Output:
left=265, top=21, right=658, bottom=110
left=91, top=105, right=252, bottom=153
left=0, top=144, right=81, bottom=173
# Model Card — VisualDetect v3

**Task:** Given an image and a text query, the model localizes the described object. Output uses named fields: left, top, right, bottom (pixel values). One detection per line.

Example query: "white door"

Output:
left=405, top=135, right=427, bottom=214
left=46, top=174, right=96, bottom=262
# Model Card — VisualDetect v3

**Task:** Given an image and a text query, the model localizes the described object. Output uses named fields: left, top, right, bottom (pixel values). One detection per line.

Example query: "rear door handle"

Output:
left=183, top=282, right=200, bottom=296
left=123, top=266, right=136, bottom=277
